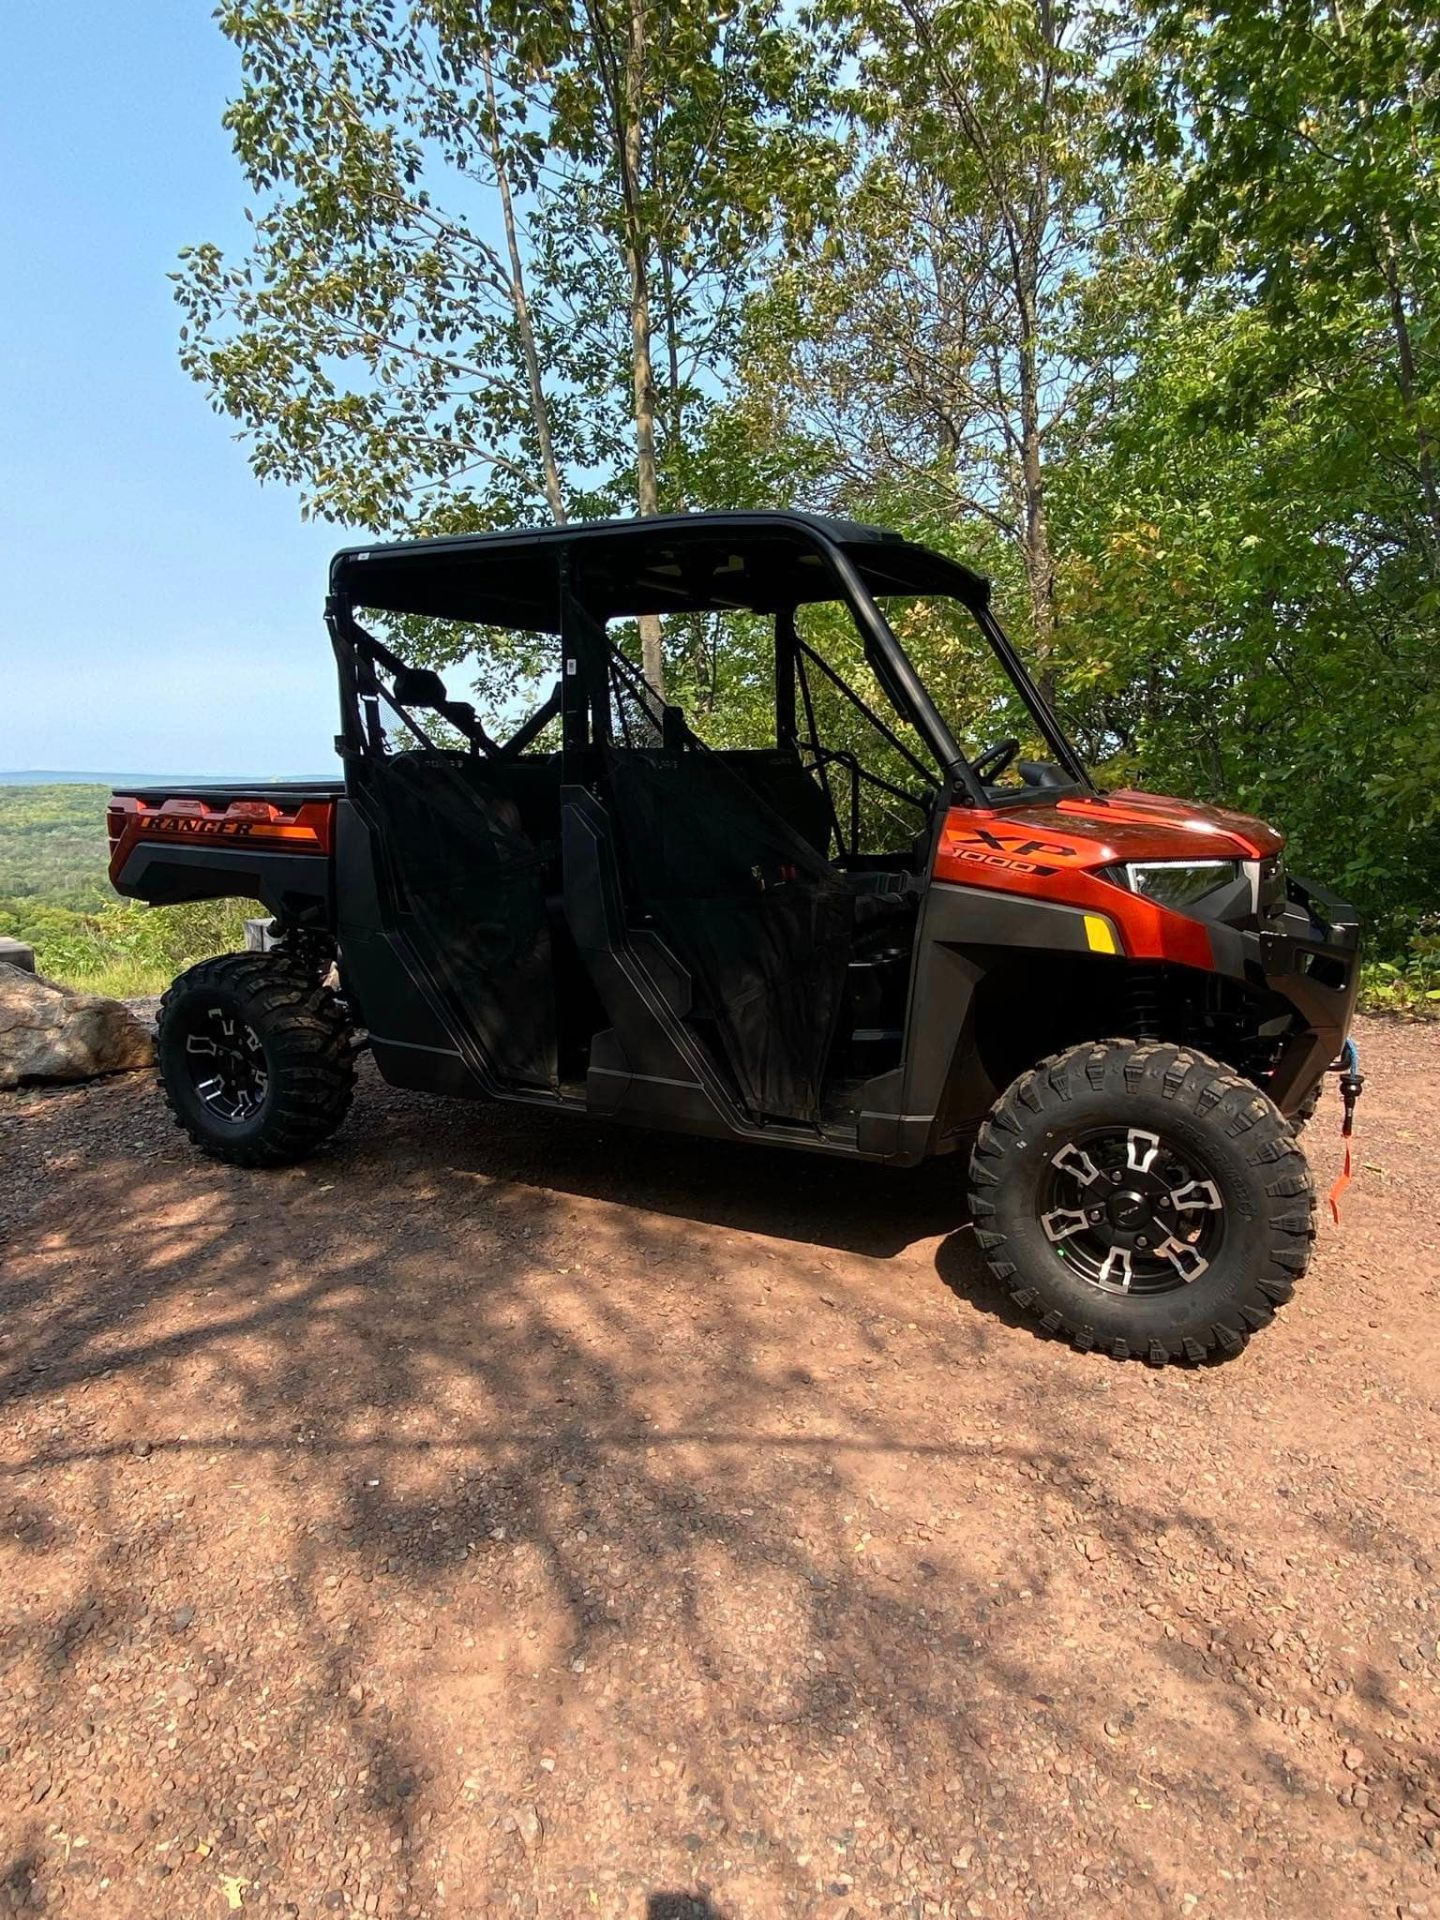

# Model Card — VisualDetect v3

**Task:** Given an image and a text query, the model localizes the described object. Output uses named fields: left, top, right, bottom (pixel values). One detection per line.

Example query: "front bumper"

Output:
left=1255, top=875, right=1362, bottom=1111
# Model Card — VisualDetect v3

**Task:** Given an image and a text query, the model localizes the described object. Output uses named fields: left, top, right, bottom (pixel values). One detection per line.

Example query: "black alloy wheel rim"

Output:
left=1038, top=1125, right=1226, bottom=1296
left=180, top=1004, right=270, bottom=1124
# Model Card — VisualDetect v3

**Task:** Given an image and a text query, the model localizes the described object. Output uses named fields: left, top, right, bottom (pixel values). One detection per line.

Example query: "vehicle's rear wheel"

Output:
left=967, top=1039, right=1315, bottom=1364
left=156, top=953, right=356, bottom=1167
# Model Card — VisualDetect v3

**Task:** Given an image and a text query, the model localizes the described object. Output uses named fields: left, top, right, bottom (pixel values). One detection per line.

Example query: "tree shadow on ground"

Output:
left=0, top=1068, right=1435, bottom=1918
left=357, top=1075, right=976, bottom=1258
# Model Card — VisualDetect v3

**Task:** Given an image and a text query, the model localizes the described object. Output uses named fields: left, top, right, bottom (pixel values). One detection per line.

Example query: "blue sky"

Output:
left=1, top=4, right=344, bottom=774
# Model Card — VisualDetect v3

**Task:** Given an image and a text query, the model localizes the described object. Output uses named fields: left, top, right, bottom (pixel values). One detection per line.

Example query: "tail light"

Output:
left=107, top=794, right=335, bottom=882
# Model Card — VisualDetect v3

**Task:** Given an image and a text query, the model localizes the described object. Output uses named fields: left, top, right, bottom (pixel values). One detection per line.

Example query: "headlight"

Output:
left=1121, top=859, right=1244, bottom=910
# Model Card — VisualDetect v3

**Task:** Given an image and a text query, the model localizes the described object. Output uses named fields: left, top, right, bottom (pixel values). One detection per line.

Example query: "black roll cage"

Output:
left=324, top=512, right=1093, bottom=809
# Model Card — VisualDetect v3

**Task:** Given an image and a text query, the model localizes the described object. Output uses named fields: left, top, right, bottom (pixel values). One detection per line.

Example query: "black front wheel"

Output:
left=157, top=953, right=356, bottom=1167
left=967, top=1040, right=1315, bottom=1363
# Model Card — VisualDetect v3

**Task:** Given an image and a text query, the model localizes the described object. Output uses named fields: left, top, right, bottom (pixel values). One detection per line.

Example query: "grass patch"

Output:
left=1, top=897, right=260, bottom=998
left=1, top=785, right=262, bottom=994
left=1358, top=943, right=1440, bottom=1018
left=62, top=959, right=174, bottom=1000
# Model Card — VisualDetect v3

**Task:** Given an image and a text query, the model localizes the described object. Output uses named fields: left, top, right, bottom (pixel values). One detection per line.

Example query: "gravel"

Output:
left=0, top=1013, right=1436, bottom=1919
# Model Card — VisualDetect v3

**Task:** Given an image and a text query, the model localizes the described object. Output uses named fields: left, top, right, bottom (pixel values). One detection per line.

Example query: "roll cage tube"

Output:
left=326, top=593, right=561, bottom=763
left=970, top=598, right=1093, bottom=797
left=804, top=537, right=1093, bottom=804
left=822, top=546, right=1093, bottom=803
left=811, top=536, right=980, bottom=802
left=326, top=595, right=367, bottom=762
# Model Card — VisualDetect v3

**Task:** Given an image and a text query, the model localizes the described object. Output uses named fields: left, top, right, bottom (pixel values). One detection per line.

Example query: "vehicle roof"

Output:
left=329, top=509, right=990, bottom=630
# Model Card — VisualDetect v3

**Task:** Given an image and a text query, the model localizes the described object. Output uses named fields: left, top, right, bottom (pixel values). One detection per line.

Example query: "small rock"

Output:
left=132, top=1441, right=153, bottom=1459
left=515, top=1805, right=543, bottom=1852
left=1343, top=1746, right=1365, bottom=1772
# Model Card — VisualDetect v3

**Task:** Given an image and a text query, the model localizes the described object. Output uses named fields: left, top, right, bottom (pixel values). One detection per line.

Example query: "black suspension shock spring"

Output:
left=1127, top=965, right=1163, bottom=1040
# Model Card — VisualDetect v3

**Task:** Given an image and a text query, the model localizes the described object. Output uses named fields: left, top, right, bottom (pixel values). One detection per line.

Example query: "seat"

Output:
left=713, top=747, right=834, bottom=855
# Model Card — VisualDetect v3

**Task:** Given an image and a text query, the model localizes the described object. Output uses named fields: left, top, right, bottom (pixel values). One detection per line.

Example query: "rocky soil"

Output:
left=0, top=1015, right=1436, bottom=1920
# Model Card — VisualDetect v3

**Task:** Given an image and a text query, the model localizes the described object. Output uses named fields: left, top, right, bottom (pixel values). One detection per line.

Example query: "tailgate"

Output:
left=107, top=785, right=339, bottom=913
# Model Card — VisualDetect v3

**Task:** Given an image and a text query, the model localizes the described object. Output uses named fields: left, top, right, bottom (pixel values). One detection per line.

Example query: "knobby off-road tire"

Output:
left=1290, top=1081, right=1323, bottom=1132
left=156, top=953, right=356, bottom=1168
left=967, top=1039, right=1315, bottom=1364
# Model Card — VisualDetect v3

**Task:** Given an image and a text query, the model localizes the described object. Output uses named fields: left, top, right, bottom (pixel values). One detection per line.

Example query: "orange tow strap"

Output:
left=1327, top=1039, right=1364, bottom=1225
left=1328, top=1143, right=1352, bottom=1225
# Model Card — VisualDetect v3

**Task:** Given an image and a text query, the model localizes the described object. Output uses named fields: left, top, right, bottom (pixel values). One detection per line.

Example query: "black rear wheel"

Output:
left=157, top=953, right=355, bottom=1167
left=968, top=1039, right=1315, bottom=1363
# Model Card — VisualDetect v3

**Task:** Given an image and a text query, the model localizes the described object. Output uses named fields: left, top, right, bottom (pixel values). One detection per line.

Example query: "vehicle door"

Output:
left=348, top=645, right=561, bottom=1093
left=596, top=647, right=853, bottom=1126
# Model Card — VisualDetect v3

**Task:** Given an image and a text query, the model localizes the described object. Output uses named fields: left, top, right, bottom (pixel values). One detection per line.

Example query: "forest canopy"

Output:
left=174, top=0, right=1440, bottom=962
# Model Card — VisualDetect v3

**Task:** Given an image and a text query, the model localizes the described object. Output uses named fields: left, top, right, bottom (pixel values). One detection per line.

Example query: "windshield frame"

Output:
left=813, top=534, right=1095, bottom=807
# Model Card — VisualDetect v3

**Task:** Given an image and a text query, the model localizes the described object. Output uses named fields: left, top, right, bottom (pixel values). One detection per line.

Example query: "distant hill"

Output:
left=0, top=770, right=327, bottom=786
left=0, top=783, right=128, bottom=911
left=0, top=783, right=261, bottom=996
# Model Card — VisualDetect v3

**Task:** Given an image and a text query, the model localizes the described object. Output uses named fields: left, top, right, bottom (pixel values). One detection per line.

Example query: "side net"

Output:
left=602, top=654, right=852, bottom=1124
left=357, top=752, right=558, bottom=1089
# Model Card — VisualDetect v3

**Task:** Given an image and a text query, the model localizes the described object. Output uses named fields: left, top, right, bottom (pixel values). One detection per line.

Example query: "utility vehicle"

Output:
left=110, top=511, right=1361, bottom=1361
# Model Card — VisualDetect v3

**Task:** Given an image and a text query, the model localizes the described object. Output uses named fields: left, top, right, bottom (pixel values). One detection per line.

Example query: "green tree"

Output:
left=178, top=0, right=836, bottom=698
left=1059, top=0, right=1440, bottom=942
left=1134, top=0, right=1440, bottom=555
left=740, top=0, right=1131, bottom=673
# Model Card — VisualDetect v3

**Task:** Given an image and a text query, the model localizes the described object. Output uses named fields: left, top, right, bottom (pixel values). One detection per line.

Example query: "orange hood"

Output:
left=932, top=788, right=1283, bottom=970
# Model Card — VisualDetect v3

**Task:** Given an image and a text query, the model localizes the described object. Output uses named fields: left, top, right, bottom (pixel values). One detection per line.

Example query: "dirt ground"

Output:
left=0, top=1015, right=1436, bottom=1920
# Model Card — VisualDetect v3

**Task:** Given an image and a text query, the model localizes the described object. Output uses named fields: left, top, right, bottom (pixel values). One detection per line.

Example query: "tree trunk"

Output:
left=1015, top=264, right=1056, bottom=699
left=1019, top=432, right=1056, bottom=695
left=478, top=36, right=567, bottom=526
left=1376, top=215, right=1440, bottom=558
left=1019, top=3, right=1058, bottom=696
left=622, top=0, right=664, bottom=699
left=661, top=243, right=684, bottom=467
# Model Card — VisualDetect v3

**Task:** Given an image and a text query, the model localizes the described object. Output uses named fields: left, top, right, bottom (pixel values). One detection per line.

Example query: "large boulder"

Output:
left=0, top=962, right=154, bottom=1091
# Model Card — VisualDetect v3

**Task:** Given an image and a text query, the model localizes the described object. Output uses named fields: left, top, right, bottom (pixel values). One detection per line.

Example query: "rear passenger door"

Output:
left=357, top=751, right=559, bottom=1091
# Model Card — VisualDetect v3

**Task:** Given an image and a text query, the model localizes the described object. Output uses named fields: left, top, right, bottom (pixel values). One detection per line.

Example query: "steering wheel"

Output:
left=972, top=736, right=1021, bottom=786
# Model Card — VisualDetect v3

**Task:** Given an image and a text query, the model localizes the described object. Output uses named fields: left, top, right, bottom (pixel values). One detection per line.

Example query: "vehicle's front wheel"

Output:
left=967, top=1039, right=1314, bottom=1363
left=156, top=953, right=356, bottom=1167
left=1290, top=1080, right=1323, bottom=1131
